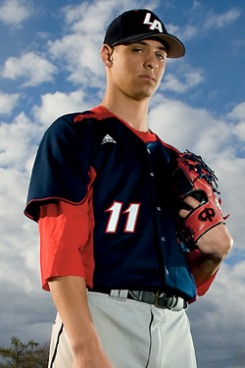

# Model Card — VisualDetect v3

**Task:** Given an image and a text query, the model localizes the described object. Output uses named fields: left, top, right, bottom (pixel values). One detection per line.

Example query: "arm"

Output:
left=38, top=201, right=113, bottom=368
left=189, top=224, right=232, bottom=286
left=181, top=196, right=233, bottom=287
left=48, top=276, right=113, bottom=368
left=173, top=151, right=233, bottom=290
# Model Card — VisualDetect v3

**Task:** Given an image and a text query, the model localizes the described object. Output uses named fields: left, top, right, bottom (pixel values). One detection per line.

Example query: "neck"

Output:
left=101, top=92, right=150, bottom=132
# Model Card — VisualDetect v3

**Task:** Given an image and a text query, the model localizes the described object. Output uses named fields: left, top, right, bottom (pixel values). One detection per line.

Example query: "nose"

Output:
left=144, top=54, right=158, bottom=70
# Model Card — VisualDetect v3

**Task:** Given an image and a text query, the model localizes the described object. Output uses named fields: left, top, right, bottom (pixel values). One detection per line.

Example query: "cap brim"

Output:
left=111, top=33, right=185, bottom=58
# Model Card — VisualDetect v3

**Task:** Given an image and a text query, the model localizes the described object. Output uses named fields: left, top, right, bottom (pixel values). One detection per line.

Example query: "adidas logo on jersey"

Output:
left=101, top=134, right=117, bottom=145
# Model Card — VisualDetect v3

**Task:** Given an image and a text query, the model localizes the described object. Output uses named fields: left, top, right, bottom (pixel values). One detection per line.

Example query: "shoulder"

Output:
left=40, top=110, right=101, bottom=147
left=152, top=135, right=181, bottom=166
left=45, top=106, right=117, bottom=137
left=48, top=110, right=95, bottom=132
left=160, top=139, right=180, bottom=155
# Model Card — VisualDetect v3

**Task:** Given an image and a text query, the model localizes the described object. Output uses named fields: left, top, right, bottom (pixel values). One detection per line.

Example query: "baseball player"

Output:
left=24, top=9, right=233, bottom=368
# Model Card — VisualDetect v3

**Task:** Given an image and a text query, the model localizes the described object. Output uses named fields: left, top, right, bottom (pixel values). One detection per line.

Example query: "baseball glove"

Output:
left=172, top=150, right=226, bottom=248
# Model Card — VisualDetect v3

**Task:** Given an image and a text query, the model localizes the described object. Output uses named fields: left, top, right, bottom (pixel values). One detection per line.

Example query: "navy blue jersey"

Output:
left=25, top=106, right=196, bottom=300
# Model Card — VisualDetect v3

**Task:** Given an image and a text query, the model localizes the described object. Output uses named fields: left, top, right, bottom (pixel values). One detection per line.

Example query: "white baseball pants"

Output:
left=48, top=291, right=197, bottom=368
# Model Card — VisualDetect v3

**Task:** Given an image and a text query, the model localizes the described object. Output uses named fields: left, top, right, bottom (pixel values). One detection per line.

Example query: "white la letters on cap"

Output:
left=143, top=12, right=163, bottom=33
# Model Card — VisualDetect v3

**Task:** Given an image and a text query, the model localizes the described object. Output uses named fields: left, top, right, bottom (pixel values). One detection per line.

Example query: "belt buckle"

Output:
left=154, top=290, right=168, bottom=309
left=154, top=290, right=179, bottom=309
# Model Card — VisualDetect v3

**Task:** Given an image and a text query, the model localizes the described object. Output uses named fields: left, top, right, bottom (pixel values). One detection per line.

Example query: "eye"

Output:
left=155, top=52, right=167, bottom=61
left=132, top=47, right=144, bottom=53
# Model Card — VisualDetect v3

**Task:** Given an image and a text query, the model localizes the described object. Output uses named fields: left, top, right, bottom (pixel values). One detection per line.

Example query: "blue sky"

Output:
left=0, top=0, right=244, bottom=367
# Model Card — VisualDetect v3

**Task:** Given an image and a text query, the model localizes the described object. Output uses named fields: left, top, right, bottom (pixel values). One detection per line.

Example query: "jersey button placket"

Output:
left=147, top=146, right=166, bottom=245
left=147, top=143, right=167, bottom=242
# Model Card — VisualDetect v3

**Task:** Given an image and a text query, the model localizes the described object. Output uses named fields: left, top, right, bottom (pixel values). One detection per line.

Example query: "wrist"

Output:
left=70, top=323, right=100, bottom=356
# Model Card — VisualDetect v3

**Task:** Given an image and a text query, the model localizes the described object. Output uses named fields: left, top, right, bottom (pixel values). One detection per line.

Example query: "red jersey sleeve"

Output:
left=188, top=249, right=217, bottom=296
left=38, top=197, right=94, bottom=291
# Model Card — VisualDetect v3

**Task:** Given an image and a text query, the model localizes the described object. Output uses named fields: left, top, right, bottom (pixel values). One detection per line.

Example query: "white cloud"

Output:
left=166, top=23, right=198, bottom=42
left=0, top=0, right=32, bottom=26
left=2, top=52, right=57, bottom=87
left=32, top=90, right=92, bottom=128
left=48, top=0, right=155, bottom=87
left=149, top=98, right=245, bottom=251
left=204, top=9, right=241, bottom=30
left=0, top=92, right=20, bottom=115
left=162, top=68, right=204, bottom=93
left=0, top=112, right=41, bottom=170
left=61, top=0, right=150, bottom=32
left=169, top=8, right=241, bottom=42
left=149, top=98, right=228, bottom=155
left=234, top=122, right=245, bottom=141
left=229, top=102, right=245, bottom=121
left=48, top=33, right=104, bottom=87
left=61, top=0, right=114, bottom=34
left=188, top=261, right=245, bottom=367
left=0, top=279, right=55, bottom=345
left=228, top=102, right=245, bottom=141
left=214, top=156, right=245, bottom=249
left=180, top=25, right=198, bottom=40
left=162, top=74, right=185, bottom=93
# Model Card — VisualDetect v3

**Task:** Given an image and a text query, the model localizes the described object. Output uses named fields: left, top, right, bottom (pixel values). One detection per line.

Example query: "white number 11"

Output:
left=105, top=201, right=141, bottom=233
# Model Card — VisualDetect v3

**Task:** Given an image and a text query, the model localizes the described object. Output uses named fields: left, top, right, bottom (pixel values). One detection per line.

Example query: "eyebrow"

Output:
left=131, top=40, right=167, bottom=52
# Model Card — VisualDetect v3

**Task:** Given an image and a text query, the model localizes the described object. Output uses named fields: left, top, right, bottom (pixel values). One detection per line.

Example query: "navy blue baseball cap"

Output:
left=104, top=9, right=185, bottom=58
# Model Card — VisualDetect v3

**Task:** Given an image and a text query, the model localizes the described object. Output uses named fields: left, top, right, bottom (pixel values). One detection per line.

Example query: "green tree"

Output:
left=0, top=336, right=49, bottom=368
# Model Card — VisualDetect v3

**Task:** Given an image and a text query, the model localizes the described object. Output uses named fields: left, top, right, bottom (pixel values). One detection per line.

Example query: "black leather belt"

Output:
left=89, top=289, right=187, bottom=310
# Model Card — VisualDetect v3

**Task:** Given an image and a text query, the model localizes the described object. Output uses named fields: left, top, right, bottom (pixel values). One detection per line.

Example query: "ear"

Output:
left=101, top=44, right=114, bottom=67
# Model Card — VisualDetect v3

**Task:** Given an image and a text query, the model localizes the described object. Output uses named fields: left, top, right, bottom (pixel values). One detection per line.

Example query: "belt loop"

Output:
left=110, top=289, right=129, bottom=301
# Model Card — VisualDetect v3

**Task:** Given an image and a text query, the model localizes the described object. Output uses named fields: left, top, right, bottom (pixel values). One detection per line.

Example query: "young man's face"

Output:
left=107, top=39, right=167, bottom=101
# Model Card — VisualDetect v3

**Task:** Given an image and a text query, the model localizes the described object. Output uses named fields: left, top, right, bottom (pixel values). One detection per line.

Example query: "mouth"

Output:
left=139, top=74, right=156, bottom=83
